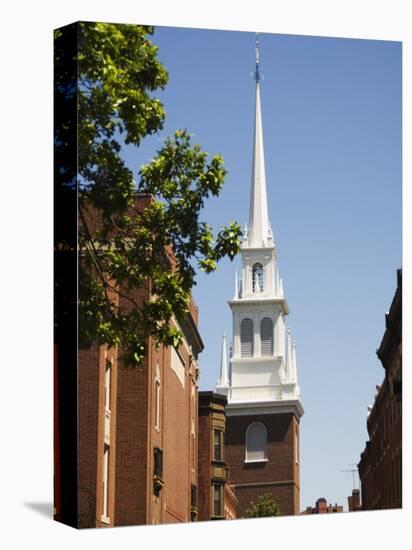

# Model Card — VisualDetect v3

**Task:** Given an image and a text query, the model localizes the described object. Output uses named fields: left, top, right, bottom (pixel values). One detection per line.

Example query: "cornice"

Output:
left=228, top=297, right=289, bottom=315
left=226, top=399, right=304, bottom=419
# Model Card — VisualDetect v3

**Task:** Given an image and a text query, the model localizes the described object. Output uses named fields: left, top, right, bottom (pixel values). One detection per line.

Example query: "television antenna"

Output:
left=341, top=464, right=359, bottom=490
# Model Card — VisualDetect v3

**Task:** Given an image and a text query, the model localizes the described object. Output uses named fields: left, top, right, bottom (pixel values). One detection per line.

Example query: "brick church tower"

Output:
left=216, top=35, right=304, bottom=517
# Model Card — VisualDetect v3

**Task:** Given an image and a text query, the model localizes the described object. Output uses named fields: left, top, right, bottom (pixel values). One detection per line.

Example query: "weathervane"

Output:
left=254, top=32, right=263, bottom=84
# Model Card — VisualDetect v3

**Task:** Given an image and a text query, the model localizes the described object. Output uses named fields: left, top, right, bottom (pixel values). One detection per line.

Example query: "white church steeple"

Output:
left=247, top=35, right=271, bottom=248
left=216, top=34, right=303, bottom=420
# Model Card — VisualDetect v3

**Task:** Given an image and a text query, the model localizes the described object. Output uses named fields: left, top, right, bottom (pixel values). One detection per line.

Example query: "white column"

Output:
left=254, top=312, right=260, bottom=357
left=292, top=340, right=298, bottom=383
left=286, top=329, right=293, bottom=382
left=217, top=334, right=229, bottom=387
left=233, top=311, right=240, bottom=358
left=279, top=314, right=286, bottom=359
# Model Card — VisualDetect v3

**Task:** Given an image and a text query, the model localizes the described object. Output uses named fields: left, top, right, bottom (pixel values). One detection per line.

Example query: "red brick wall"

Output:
left=160, top=343, right=198, bottom=523
left=111, top=281, right=150, bottom=527
left=77, top=343, right=100, bottom=528
left=293, top=416, right=300, bottom=514
left=113, top=334, right=150, bottom=524
left=225, top=412, right=299, bottom=517
left=113, top=308, right=199, bottom=526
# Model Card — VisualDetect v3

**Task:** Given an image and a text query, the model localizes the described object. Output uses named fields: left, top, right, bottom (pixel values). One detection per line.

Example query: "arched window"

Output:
left=252, top=263, right=264, bottom=293
left=240, top=318, right=254, bottom=357
left=245, top=422, right=267, bottom=462
left=260, top=317, right=273, bottom=356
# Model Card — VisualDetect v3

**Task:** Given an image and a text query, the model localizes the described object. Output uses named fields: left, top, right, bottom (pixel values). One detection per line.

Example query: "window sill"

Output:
left=245, top=458, right=268, bottom=464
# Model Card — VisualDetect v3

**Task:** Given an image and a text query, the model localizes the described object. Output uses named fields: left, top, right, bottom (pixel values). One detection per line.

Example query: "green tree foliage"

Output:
left=54, top=22, right=242, bottom=365
left=244, top=493, right=281, bottom=518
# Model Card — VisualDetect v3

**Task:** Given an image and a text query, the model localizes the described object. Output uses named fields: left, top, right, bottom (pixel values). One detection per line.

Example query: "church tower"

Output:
left=216, top=35, right=303, bottom=516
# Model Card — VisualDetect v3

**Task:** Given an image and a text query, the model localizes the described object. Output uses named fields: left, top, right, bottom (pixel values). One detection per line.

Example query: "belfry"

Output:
left=216, top=35, right=304, bottom=516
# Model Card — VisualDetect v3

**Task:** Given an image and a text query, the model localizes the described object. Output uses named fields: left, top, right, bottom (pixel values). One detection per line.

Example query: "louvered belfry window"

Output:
left=246, top=422, right=267, bottom=461
left=240, top=318, right=254, bottom=357
left=260, top=317, right=274, bottom=356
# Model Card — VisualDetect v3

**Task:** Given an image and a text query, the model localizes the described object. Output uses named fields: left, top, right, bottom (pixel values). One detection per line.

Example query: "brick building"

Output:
left=55, top=195, right=204, bottom=528
left=197, top=390, right=239, bottom=521
left=358, top=269, right=402, bottom=510
left=301, top=497, right=343, bottom=515
left=215, top=40, right=303, bottom=518
left=77, top=303, right=202, bottom=527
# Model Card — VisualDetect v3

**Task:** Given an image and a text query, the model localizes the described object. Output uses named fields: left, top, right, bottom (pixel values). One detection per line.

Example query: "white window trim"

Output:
left=171, top=346, right=186, bottom=388
left=104, top=359, right=112, bottom=414
left=101, top=445, right=110, bottom=523
left=245, top=421, right=267, bottom=462
left=154, top=379, right=161, bottom=432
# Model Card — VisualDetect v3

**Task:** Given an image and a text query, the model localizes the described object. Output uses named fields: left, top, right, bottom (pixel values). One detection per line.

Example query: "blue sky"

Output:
left=122, top=27, right=402, bottom=512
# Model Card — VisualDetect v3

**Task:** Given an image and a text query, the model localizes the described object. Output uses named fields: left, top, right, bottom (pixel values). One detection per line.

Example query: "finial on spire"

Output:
left=255, top=33, right=261, bottom=84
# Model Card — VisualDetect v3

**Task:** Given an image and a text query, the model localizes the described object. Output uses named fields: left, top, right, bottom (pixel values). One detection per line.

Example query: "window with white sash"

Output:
left=245, top=421, right=267, bottom=462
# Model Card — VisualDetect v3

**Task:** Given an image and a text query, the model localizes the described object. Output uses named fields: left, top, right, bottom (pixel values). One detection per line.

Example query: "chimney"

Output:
left=348, top=489, right=361, bottom=511
left=316, top=498, right=327, bottom=514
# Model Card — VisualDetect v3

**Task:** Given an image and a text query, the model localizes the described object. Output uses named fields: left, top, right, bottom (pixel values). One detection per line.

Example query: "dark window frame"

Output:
left=213, top=429, right=223, bottom=461
left=153, top=447, right=163, bottom=478
left=212, top=483, right=224, bottom=517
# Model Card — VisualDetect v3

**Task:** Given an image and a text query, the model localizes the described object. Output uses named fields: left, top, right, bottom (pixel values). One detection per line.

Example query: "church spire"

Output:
left=247, top=33, right=270, bottom=248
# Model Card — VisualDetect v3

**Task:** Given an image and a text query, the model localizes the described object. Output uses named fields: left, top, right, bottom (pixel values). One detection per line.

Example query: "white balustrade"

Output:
left=228, top=384, right=283, bottom=403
